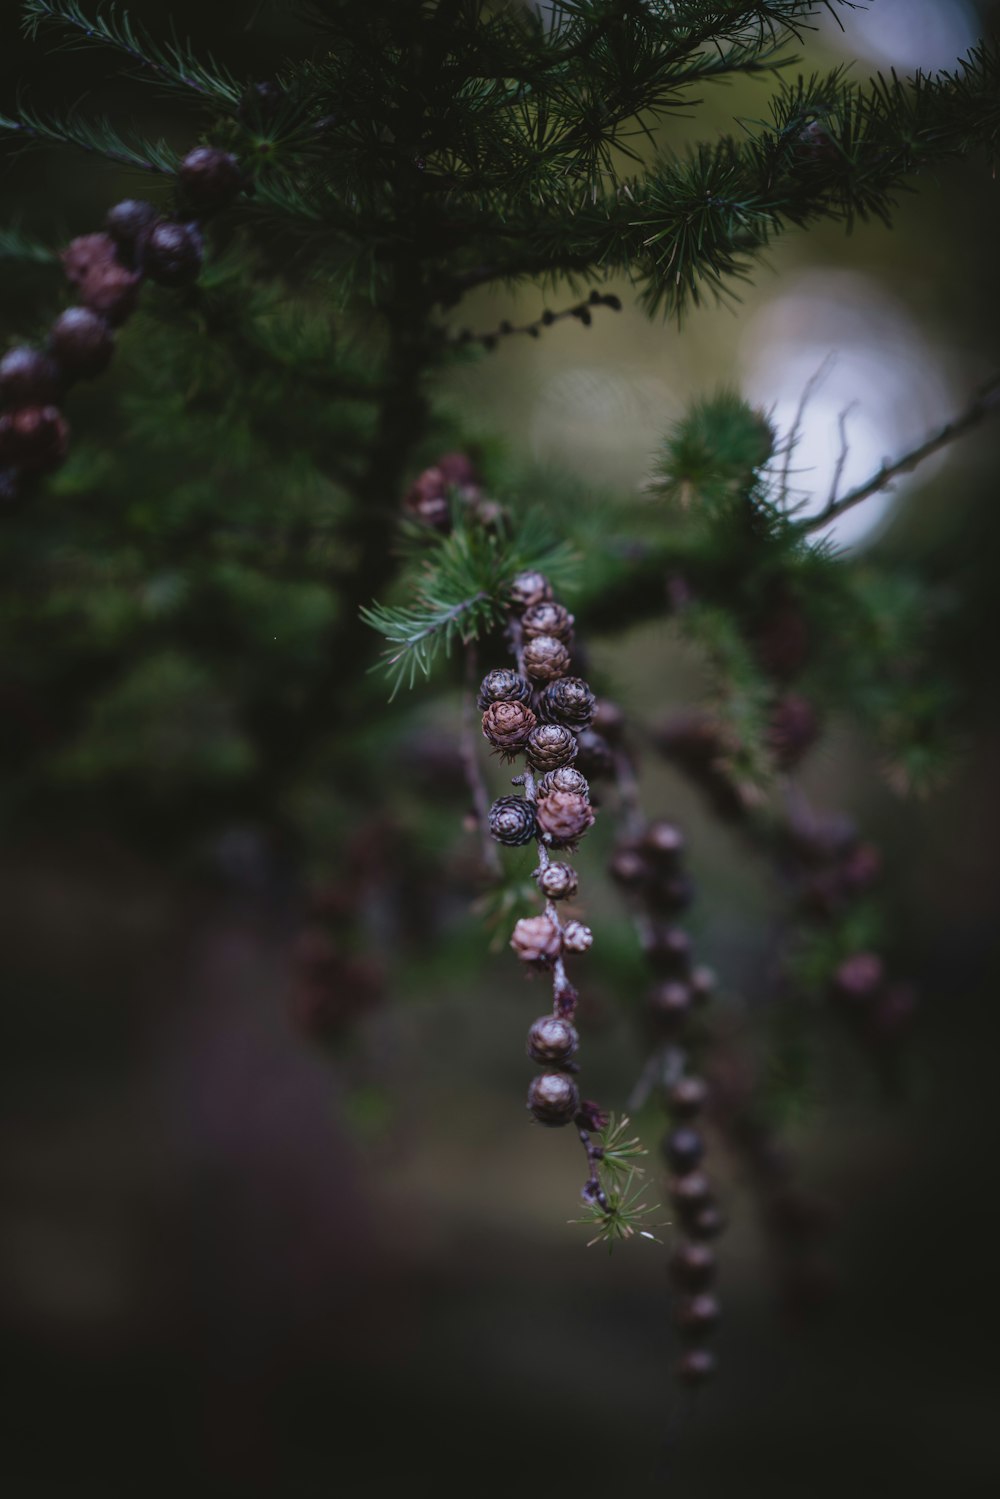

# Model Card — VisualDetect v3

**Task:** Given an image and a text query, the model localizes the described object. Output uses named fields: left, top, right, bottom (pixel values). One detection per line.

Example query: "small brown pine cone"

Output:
left=527, top=1071, right=579, bottom=1126
left=574, top=727, right=615, bottom=778
left=477, top=668, right=532, bottom=711
left=642, top=819, right=685, bottom=862
left=79, top=262, right=141, bottom=326
left=511, top=914, right=562, bottom=966
left=526, top=1015, right=579, bottom=1066
left=525, top=722, right=578, bottom=772
left=49, top=308, right=115, bottom=380
left=61, top=233, right=119, bottom=289
left=141, top=220, right=204, bottom=287
left=562, top=920, right=593, bottom=953
left=521, top=600, right=574, bottom=641
left=609, top=845, right=653, bottom=888
left=539, top=675, right=596, bottom=729
left=676, top=1348, right=717, bottom=1385
left=509, top=570, right=552, bottom=611
left=670, top=1242, right=716, bottom=1290
left=403, top=465, right=451, bottom=529
left=642, top=923, right=692, bottom=974
left=537, top=862, right=578, bottom=900
left=436, top=451, right=479, bottom=488
left=488, top=795, right=537, bottom=847
left=675, top=1293, right=721, bottom=1339
left=669, top=1077, right=709, bottom=1118
left=178, top=146, right=246, bottom=212
left=0, top=405, right=69, bottom=471
left=536, top=790, right=595, bottom=848
left=105, top=199, right=158, bottom=251
left=536, top=766, right=589, bottom=799
left=523, top=634, right=570, bottom=682
left=0, top=347, right=62, bottom=407
left=482, top=699, right=536, bottom=759
left=648, top=980, right=693, bottom=1029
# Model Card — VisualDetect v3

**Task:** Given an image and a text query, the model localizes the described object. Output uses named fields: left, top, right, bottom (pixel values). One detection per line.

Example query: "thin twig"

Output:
left=827, top=399, right=858, bottom=509
left=778, top=352, right=836, bottom=507
left=446, top=289, right=622, bottom=351
left=800, top=372, right=1000, bottom=535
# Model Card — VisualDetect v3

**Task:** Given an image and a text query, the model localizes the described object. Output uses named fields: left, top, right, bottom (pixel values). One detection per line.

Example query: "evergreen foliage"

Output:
left=0, top=0, right=997, bottom=1403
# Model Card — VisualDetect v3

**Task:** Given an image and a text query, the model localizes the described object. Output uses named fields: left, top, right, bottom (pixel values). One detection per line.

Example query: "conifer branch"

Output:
left=21, top=1, right=243, bottom=106
left=800, top=372, right=1000, bottom=535
left=0, top=103, right=179, bottom=174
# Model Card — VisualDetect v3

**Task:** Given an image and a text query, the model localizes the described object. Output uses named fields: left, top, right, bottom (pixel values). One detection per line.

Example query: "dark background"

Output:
left=2, top=4, right=1000, bottom=1495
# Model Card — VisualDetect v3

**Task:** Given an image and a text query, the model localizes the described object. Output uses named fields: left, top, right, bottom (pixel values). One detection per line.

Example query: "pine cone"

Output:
left=436, top=451, right=480, bottom=488
left=477, top=668, right=532, bottom=711
left=669, top=1077, right=709, bottom=1119
left=0, top=347, right=62, bottom=408
left=0, top=406, right=69, bottom=471
left=537, top=861, right=578, bottom=900
left=511, top=914, right=562, bottom=965
left=642, top=820, right=685, bottom=862
left=105, top=199, right=158, bottom=257
left=87, top=263, right=141, bottom=324
left=403, top=465, right=451, bottom=529
left=141, top=220, right=204, bottom=287
left=178, top=147, right=246, bottom=212
left=527, top=1071, right=580, bottom=1126
left=536, top=766, right=589, bottom=799
left=648, top=980, right=693, bottom=1029
left=49, top=308, right=115, bottom=380
left=522, top=633, right=570, bottom=682
left=574, top=727, right=614, bottom=777
left=488, top=795, right=537, bottom=847
left=521, top=600, right=574, bottom=641
left=526, top=1015, right=579, bottom=1066
left=562, top=920, right=593, bottom=953
left=536, top=790, right=594, bottom=848
left=539, top=675, right=596, bottom=729
left=676, top=1349, right=716, bottom=1385
left=482, top=699, right=536, bottom=759
left=525, top=722, right=578, bottom=772
left=61, top=233, right=118, bottom=288
left=509, top=570, right=552, bottom=610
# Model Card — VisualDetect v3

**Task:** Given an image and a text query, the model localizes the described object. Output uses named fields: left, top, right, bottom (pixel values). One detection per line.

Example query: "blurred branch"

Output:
left=800, top=373, right=1000, bottom=535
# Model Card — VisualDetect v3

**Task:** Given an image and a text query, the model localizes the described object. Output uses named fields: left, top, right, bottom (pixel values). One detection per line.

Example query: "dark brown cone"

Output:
left=525, top=722, right=578, bottom=771
left=536, top=766, right=589, bottom=799
left=49, top=308, right=115, bottom=379
left=0, top=406, right=69, bottom=471
left=403, top=464, right=458, bottom=529
left=141, top=220, right=204, bottom=287
left=0, top=347, right=62, bottom=408
left=482, top=699, right=536, bottom=759
left=527, top=1071, right=580, bottom=1126
left=178, top=146, right=246, bottom=212
left=521, top=599, right=574, bottom=641
left=522, top=633, right=570, bottom=682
